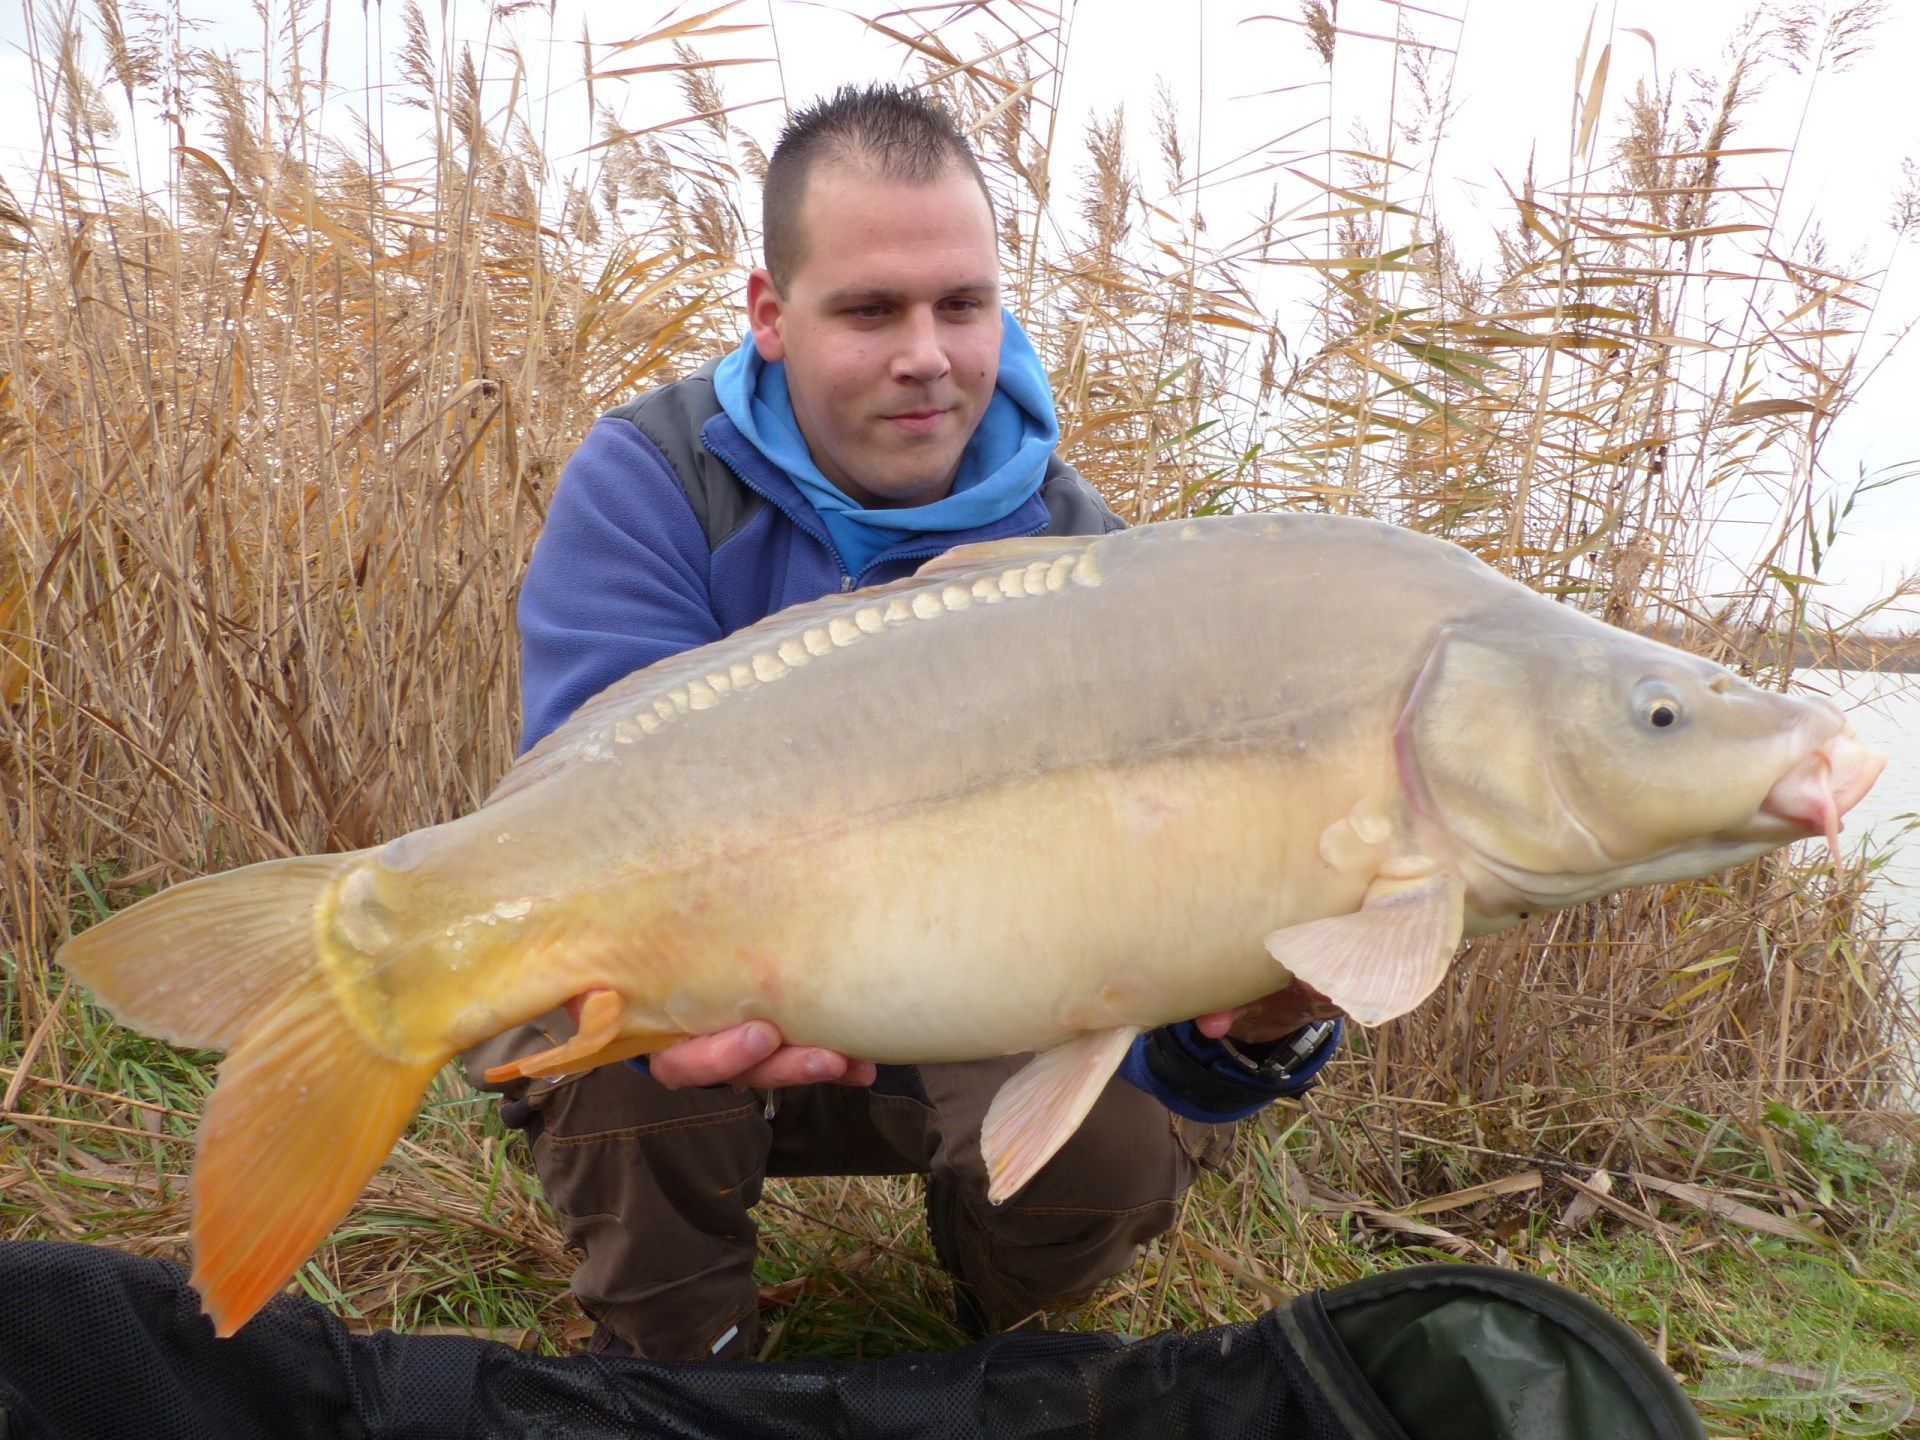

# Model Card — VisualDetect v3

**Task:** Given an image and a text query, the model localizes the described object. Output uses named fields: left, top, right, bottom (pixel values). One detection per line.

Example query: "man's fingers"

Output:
left=729, top=1047, right=859, bottom=1089
left=649, top=1022, right=780, bottom=1089
left=647, top=1023, right=877, bottom=1091
left=1197, top=981, right=1345, bottom=1045
left=1194, top=1010, right=1235, bottom=1040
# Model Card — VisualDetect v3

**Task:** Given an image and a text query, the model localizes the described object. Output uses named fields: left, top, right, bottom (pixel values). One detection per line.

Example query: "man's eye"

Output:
left=845, top=306, right=886, bottom=319
left=942, top=298, right=982, bottom=314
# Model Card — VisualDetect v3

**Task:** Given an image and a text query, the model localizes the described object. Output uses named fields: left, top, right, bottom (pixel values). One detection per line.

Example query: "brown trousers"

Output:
left=466, top=1017, right=1233, bottom=1361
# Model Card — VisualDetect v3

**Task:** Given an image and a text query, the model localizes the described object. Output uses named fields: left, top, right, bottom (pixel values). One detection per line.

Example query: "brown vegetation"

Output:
left=2, top=0, right=1915, bottom=1356
left=1774, top=627, right=1920, bottom=672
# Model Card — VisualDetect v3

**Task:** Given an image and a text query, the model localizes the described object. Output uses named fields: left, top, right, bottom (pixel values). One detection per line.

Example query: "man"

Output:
left=468, top=84, right=1345, bottom=1363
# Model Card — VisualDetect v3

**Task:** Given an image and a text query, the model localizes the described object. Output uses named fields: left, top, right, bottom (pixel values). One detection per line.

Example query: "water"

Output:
left=1798, top=668, right=1920, bottom=951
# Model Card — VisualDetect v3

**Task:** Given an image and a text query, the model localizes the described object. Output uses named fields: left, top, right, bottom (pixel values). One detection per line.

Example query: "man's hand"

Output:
left=1194, top=980, right=1343, bottom=1045
left=559, top=996, right=877, bottom=1089
left=650, top=1022, right=879, bottom=1091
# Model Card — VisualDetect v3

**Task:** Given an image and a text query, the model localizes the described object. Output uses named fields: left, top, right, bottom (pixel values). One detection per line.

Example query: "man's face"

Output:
left=746, top=161, right=1002, bottom=510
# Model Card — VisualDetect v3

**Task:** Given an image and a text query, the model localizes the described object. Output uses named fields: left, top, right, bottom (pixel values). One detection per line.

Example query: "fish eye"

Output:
left=1630, top=679, right=1685, bottom=732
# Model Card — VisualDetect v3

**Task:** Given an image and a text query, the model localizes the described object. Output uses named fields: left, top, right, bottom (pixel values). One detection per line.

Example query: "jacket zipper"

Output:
left=702, top=429, right=843, bottom=567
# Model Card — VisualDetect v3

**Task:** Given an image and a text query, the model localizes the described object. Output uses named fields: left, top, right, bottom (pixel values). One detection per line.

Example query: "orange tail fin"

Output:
left=189, top=990, right=441, bottom=1335
left=57, top=852, right=442, bottom=1336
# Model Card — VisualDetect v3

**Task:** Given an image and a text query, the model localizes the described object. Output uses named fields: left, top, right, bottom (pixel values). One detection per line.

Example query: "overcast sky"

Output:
left=5, top=0, right=1916, bottom=621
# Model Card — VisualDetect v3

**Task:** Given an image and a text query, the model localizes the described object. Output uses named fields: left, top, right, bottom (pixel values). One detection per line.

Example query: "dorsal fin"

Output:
left=483, top=533, right=1108, bottom=808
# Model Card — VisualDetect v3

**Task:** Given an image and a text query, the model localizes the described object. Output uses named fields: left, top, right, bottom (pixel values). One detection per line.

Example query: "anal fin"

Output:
left=480, top=989, right=674, bottom=1082
left=980, top=1026, right=1143, bottom=1205
left=1264, top=870, right=1465, bottom=1026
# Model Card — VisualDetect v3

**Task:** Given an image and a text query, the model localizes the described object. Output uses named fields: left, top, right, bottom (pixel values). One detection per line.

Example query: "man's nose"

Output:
left=890, top=308, right=951, bottom=384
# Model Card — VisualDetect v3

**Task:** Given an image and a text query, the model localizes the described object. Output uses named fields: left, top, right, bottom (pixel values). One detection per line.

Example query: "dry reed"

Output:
left=2, top=0, right=1915, bottom=1351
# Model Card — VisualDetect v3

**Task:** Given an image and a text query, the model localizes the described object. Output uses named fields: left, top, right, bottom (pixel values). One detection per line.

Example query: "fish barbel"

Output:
left=57, top=513, right=1884, bottom=1335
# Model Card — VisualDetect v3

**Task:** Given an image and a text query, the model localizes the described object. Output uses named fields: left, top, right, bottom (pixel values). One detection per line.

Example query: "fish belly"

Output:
left=607, top=747, right=1377, bottom=1063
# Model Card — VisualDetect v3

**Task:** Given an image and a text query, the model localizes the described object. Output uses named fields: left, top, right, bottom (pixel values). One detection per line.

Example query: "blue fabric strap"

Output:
left=1120, top=1019, right=1345, bottom=1123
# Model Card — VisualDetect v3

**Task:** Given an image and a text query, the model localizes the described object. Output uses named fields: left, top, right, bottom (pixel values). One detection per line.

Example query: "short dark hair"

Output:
left=762, top=83, right=994, bottom=291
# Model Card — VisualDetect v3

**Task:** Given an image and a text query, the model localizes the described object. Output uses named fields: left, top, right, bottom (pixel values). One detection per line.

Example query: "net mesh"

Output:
left=0, top=1240, right=1358, bottom=1440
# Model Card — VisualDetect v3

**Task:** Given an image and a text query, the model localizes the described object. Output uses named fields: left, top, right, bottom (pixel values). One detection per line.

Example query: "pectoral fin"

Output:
left=481, top=989, right=676, bottom=1082
left=1265, top=871, right=1465, bottom=1026
left=980, top=1025, right=1143, bottom=1205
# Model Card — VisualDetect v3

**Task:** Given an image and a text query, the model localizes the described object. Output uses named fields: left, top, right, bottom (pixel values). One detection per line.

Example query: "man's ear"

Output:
left=746, top=268, right=786, bottom=363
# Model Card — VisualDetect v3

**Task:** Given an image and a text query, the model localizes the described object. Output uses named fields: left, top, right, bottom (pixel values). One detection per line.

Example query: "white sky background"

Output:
left=4, top=0, right=1917, bottom=623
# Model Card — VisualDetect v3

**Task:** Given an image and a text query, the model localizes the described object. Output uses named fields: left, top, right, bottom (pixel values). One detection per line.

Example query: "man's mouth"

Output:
left=883, top=408, right=948, bottom=436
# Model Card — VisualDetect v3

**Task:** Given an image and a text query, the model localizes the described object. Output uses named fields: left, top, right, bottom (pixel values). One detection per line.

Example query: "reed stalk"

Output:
left=2, top=0, right=1914, bottom=1388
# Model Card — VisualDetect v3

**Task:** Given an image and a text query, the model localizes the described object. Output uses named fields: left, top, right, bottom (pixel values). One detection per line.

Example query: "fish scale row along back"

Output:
left=596, top=549, right=1101, bottom=754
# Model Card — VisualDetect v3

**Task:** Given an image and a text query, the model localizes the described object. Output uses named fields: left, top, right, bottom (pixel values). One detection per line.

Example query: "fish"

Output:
left=56, top=512, right=1884, bottom=1336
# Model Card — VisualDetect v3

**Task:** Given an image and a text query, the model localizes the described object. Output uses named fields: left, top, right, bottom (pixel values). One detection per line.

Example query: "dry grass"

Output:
left=2, top=0, right=1917, bottom=1397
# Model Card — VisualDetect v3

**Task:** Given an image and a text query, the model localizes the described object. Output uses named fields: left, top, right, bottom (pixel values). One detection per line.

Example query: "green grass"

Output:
left=8, top=914, right=1918, bottom=1431
left=743, top=1118, right=1920, bottom=1436
left=5, top=5, right=1917, bottom=1430
left=1555, top=1231, right=1920, bottom=1437
left=5, top=1009, right=1916, bottom=1435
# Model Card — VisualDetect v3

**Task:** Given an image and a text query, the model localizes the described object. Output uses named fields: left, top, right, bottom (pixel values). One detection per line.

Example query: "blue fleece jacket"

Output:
left=514, top=336, right=1341, bottom=1122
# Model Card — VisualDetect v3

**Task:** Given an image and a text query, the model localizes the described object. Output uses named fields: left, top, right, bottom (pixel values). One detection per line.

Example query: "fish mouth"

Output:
left=1753, top=723, right=1887, bottom=856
